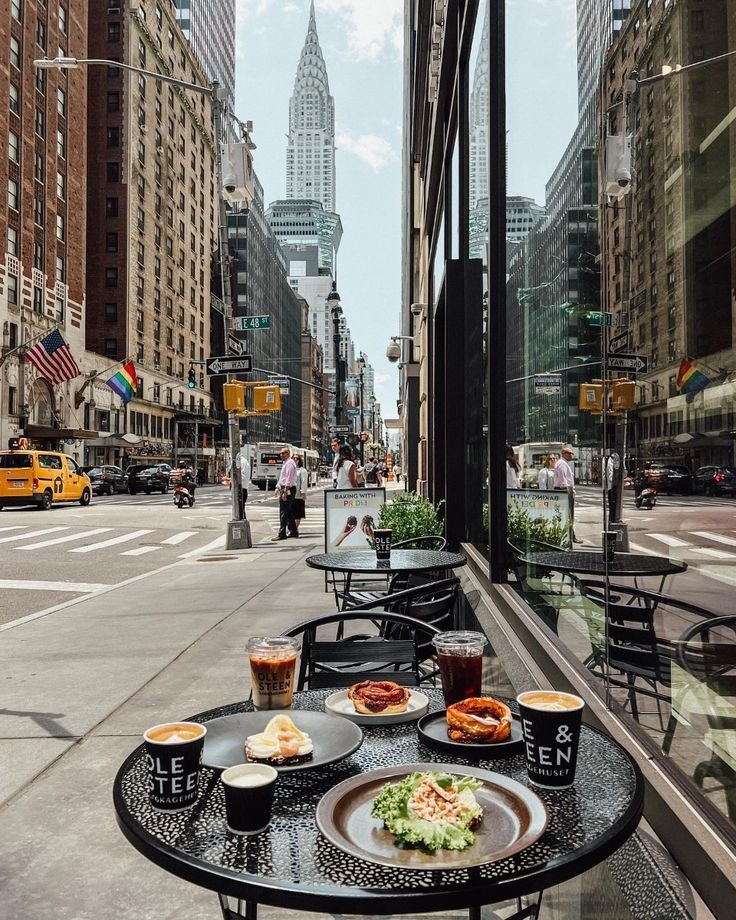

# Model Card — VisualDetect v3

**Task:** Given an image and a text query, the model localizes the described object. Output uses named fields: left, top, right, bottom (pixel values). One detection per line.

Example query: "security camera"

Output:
left=615, top=167, right=631, bottom=188
left=222, top=172, right=237, bottom=194
left=410, top=302, right=426, bottom=317
left=386, top=340, right=402, bottom=363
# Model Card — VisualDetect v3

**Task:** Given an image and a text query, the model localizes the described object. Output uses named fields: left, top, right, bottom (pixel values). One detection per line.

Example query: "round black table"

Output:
left=305, top=549, right=467, bottom=574
left=114, top=690, right=643, bottom=919
left=520, top=550, right=686, bottom=593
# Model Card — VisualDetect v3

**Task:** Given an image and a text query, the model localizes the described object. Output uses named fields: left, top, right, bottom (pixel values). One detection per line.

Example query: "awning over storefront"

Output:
left=86, top=433, right=143, bottom=448
left=25, top=425, right=99, bottom=440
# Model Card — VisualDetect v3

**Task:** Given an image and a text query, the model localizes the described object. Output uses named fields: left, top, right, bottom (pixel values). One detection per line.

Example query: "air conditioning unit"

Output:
left=156, top=146, right=164, bottom=154
left=154, top=363, right=161, bottom=371
left=108, top=7, right=121, bottom=14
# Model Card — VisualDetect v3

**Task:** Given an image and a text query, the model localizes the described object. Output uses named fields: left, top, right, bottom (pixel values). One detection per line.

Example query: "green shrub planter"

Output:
left=377, top=492, right=444, bottom=543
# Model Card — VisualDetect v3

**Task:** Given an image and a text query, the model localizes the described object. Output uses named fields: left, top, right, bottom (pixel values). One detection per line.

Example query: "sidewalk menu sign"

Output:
left=324, top=488, right=387, bottom=552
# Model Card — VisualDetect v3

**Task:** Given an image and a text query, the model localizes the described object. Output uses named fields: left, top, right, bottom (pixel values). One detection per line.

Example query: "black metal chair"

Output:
left=281, top=610, right=442, bottom=690
left=672, top=616, right=736, bottom=818
left=339, top=535, right=448, bottom=608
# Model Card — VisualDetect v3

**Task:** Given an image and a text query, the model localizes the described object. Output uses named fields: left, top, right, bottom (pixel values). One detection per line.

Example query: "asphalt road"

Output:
left=0, top=484, right=326, bottom=627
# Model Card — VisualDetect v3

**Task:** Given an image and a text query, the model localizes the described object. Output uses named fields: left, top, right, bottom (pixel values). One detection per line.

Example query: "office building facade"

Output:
left=173, top=0, right=236, bottom=106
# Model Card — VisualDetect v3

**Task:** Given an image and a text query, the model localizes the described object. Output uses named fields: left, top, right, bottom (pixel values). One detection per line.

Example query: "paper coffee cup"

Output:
left=517, top=691, right=584, bottom=789
left=221, top=763, right=278, bottom=835
left=143, top=721, right=207, bottom=812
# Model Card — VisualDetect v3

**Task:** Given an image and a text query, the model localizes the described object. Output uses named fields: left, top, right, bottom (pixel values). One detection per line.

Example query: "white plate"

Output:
left=324, top=688, right=429, bottom=725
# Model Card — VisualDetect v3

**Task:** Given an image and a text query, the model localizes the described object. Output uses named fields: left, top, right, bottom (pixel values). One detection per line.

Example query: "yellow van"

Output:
left=0, top=441, right=92, bottom=511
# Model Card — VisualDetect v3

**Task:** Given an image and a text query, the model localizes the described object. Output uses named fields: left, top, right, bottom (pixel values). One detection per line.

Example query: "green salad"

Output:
left=371, top=771, right=483, bottom=852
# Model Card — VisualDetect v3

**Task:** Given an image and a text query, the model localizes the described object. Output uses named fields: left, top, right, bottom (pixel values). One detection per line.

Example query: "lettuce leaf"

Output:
left=371, top=771, right=483, bottom=852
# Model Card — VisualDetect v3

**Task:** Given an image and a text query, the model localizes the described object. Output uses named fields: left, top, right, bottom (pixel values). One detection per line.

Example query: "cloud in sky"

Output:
left=336, top=130, right=395, bottom=172
left=317, top=0, right=403, bottom=61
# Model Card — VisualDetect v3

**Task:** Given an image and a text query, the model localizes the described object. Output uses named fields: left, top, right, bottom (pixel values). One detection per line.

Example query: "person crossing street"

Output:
left=553, top=445, right=581, bottom=543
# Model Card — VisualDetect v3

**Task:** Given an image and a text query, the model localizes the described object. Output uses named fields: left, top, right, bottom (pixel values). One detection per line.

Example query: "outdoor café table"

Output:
left=305, top=549, right=467, bottom=608
left=113, top=689, right=644, bottom=920
left=519, top=549, right=686, bottom=594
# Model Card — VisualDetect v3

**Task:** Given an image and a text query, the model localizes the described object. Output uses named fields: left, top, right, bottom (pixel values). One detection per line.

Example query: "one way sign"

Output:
left=606, top=353, right=648, bottom=374
left=205, top=355, right=253, bottom=375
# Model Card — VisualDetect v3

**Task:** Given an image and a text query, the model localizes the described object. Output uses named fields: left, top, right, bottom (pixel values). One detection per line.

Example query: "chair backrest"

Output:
left=282, top=610, right=442, bottom=690
left=677, top=616, right=736, bottom=694
left=581, top=582, right=669, bottom=683
left=393, top=535, right=447, bottom=551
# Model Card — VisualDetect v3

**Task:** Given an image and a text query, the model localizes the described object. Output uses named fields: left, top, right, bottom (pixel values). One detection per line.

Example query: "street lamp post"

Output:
left=327, top=282, right=343, bottom=427
left=357, top=352, right=366, bottom=464
left=34, top=56, right=253, bottom=547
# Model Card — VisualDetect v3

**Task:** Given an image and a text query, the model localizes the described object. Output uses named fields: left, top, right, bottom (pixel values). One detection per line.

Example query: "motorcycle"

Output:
left=635, top=486, right=657, bottom=510
left=173, top=483, right=195, bottom=508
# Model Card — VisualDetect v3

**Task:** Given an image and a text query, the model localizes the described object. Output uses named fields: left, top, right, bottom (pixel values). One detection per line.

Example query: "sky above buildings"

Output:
left=234, top=0, right=404, bottom=428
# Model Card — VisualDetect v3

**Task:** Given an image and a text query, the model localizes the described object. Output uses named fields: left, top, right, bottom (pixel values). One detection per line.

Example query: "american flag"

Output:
left=25, top=329, right=81, bottom=386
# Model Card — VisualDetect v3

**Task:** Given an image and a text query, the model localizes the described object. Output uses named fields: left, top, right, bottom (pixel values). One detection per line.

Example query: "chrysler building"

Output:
left=286, top=1, right=336, bottom=211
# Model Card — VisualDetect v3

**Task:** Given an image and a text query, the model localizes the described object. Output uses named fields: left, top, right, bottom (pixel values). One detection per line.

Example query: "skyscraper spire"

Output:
left=286, top=1, right=336, bottom=211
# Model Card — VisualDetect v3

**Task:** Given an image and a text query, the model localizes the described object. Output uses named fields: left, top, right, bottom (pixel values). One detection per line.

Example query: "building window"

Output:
left=9, top=131, right=20, bottom=162
left=35, top=108, right=45, bottom=138
left=33, top=287, right=43, bottom=314
left=10, top=83, right=20, bottom=115
left=106, top=162, right=119, bottom=182
left=57, top=87, right=66, bottom=117
left=7, top=227, right=18, bottom=256
left=33, top=241, right=43, bottom=270
left=11, top=0, right=21, bottom=21
left=107, top=22, right=120, bottom=42
left=7, top=275, right=18, bottom=305
left=104, top=338, right=118, bottom=357
left=36, top=18, right=46, bottom=49
left=106, top=197, right=119, bottom=218
left=105, top=232, right=118, bottom=252
left=34, top=197, right=44, bottom=225
left=56, top=255, right=65, bottom=283
left=57, top=130, right=66, bottom=158
left=10, top=37, right=20, bottom=69
left=105, top=267, right=118, bottom=288
left=105, top=302, right=117, bottom=323
left=59, top=5, right=67, bottom=33
left=8, top=179, right=19, bottom=211
left=57, top=172, right=66, bottom=200
left=107, top=127, right=120, bottom=148
left=107, top=92, right=120, bottom=112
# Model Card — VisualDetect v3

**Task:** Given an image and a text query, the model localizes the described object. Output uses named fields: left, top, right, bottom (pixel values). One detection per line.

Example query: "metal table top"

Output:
left=305, top=549, right=467, bottom=574
left=520, top=549, right=687, bottom=578
left=114, top=689, right=643, bottom=915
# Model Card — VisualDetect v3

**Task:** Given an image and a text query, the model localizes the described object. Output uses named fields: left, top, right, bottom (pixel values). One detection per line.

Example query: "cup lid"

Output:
left=246, top=636, right=300, bottom=652
left=431, top=630, right=487, bottom=650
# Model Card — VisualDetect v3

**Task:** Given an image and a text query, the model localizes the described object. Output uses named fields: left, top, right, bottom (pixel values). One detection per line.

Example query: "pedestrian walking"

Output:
left=506, top=445, right=520, bottom=489
left=604, top=451, right=620, bottom=523
left=537, top=455, right=554, bottom=491
left=553, top=445, right=581, bottom=543
left=293, top=454, right=308, bottom=532
left=272, top=447, right=299, bottom=540
left=239, top=449, right=251, bottom=516
left=330, top=436, right=341, bottom=488
left=364, top=456, right=380, bottom=487
left=335, top=444, right=358, bottom=489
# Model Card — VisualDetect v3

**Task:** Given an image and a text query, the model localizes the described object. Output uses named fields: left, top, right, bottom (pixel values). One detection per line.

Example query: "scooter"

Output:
left=173, top=483, right=195, bottom=508
left=635, top=486, right=657, bottom=510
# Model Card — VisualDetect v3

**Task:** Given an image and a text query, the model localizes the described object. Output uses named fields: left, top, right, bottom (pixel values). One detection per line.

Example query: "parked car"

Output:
left=640, top=462, right=692, bottom=495
left=126, top=464, right=170, bottom=495
left=85, top=465, right=128, bottom=496
left=0, top=445, right=92, bottom=510
left=692, top=465, right=736, bottom=496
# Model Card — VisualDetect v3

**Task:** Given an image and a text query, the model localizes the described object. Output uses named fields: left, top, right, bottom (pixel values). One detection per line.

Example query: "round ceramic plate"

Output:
left=416, top=710, right=523, bottom=756
left=200, top=710, right=363, bottom=772
left=324, top=689, right=429, bottom=725
left=316, top=762, right=548, bottom=870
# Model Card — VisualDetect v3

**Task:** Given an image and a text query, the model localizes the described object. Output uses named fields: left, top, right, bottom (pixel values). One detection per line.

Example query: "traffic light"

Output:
left=187, top=366, right=196, bottom=389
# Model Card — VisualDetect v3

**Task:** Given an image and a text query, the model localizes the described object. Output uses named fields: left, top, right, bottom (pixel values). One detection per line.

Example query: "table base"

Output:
left=217, top=891, right=545, bottom=920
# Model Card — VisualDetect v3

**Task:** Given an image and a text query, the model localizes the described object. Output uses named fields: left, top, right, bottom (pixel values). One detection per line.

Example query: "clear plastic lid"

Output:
left=431, top=630, right=487, bottom=653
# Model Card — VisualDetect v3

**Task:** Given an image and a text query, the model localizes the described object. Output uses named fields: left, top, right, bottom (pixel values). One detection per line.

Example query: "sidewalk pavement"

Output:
left=0, top=533, right=358, bottom=920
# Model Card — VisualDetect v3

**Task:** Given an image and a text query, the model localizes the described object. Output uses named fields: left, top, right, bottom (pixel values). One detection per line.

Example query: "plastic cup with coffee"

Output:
left=374, top=528, right=392, bottom=561
left=516, top=690, right=585, bottom=788
left=431, top=631, right=487, bottom=706
left=143, top=721, right=207, bottom=812
left=221, top=763, right=278, bottom=835
left=247, top=636, right=300, bottom=710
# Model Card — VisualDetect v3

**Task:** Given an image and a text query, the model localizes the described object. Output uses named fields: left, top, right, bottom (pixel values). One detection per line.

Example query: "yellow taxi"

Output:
left=0, top=439, right=92, bottom=511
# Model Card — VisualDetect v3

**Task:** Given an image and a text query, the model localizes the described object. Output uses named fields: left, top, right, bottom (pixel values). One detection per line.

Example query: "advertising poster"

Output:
left=324, top=488, right=386, bottom=551
left=506, top=488, right=570, bottom=532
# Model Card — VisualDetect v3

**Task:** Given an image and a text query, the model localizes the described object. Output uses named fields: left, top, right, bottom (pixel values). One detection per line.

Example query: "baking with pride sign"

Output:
left=324, top=489, right=387, bottom=551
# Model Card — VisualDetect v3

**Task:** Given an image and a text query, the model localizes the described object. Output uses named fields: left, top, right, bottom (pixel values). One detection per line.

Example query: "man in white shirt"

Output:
left=553, top=445, right=582, bottom=543
left=273, top=447, right=299, bottom=540
left=330, top=436, right=341, bottom=488
left=604, top=451, right=620, bottom=523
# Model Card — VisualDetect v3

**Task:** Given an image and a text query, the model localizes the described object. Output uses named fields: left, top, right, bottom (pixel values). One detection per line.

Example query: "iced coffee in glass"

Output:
left=247, top=637, right=300, bottom=710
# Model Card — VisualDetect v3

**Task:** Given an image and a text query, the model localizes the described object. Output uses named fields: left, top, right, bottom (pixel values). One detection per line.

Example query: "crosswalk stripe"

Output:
left=647, top=533, right=690, bottom=547
left=120, top=546, right=160, bottom=557
left=16, top=528, right=112, bottom=550
left=0, top=526, right=28, bottom=533
left=0, top=578, right=108, bottom=593
left=691, top=531, right=736, bottom=548
left=178, top=534, right=226, bottom=558
left=690, top=547, right=735, bottom=560
left=0, top=527, right=68, bottom=544
left=160, top=531, right=197, bottom=545
left=69, top=529, right=154, bottom=553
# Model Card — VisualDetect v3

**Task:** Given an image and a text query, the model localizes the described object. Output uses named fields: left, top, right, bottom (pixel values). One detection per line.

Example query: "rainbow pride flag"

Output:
left=676, top=358, right=710, bottom=403
left=105, top=360, right=138, bottom=404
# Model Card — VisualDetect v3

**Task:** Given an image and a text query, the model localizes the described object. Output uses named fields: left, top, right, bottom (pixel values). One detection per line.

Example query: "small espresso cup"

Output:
left=143, top=721, right=207, bottom=812
left=517, top=691, right=584, bottom=789
left=603, top=530, right=617, bottom=562
left=221, top=763, right=278, bottom=835
left=374, top=528, right=392, bottom=560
